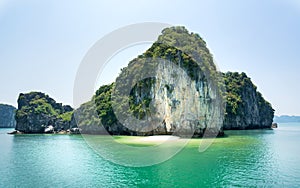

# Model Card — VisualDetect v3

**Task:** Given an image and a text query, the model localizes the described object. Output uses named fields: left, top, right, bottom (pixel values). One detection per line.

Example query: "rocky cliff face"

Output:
left=74, top=26, right=225, bottom=137
left=112, top=59, right=223, bottom=137
left=223, top=72, right=274, bottom=129
left=15, top=92, right=73, bottom=133
left=0, top=104, right=16, bottom=128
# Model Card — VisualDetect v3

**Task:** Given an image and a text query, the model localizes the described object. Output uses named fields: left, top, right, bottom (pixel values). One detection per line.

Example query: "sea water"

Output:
left=1, top=123, right=300, bottom=187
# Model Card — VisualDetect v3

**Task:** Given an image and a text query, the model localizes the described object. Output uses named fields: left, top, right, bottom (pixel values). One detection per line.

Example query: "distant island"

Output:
left=0, top=104, right=16, bottom=128
left=10, top=26, right=274, bottom=136
left=274, top=115, right=300, bottom=123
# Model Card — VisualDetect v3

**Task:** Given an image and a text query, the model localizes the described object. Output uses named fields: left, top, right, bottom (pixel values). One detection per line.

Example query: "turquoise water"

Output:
left=1, top=123, right=300, bottom=187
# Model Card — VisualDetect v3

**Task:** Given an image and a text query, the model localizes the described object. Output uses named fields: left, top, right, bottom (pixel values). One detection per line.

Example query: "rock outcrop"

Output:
left=223, top=72, right=274, bottom=129
left=73, top=26, right=223, bottom=137
left=271, top=123, right=278, bottom=128
left=0, top=104, right=16, bottom=128
left=73, top=26, right=274, bottom=136
left=15, top=92, right=73, bottom=133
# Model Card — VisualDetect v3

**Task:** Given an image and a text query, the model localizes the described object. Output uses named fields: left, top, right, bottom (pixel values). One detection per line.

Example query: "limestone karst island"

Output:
left=2, top=0, right=300, bottom=185
left=10, top=26, right=274, bottom=136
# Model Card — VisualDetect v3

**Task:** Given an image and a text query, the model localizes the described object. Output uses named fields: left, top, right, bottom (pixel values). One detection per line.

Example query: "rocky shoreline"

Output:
left=8, top=127, right=81, bottom=135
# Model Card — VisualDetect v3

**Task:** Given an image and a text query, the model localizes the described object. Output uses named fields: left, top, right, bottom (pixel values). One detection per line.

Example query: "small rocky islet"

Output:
left=8, top=26, right=274, bottom=136
left=13, top=92, right=75, bottom=134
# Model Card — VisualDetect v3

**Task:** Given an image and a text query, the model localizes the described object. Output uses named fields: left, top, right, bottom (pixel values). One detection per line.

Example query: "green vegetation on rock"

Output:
left=57, top=111, right=73, bottom=122
left=15, top=92, right=73, bottom=133
left=95, top=83, right=117, bottom=127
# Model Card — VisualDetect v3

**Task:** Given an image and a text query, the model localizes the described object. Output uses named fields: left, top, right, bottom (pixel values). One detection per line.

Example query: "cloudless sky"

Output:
left=0, top=0, right=300, bottom=115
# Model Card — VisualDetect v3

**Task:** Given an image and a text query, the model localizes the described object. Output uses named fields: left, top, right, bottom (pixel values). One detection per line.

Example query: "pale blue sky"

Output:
left=0, top=0, right=300, bottom=115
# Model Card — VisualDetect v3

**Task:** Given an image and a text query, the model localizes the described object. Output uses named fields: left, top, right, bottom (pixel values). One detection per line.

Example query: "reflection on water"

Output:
left=1, top=124, right=300, bottom=187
